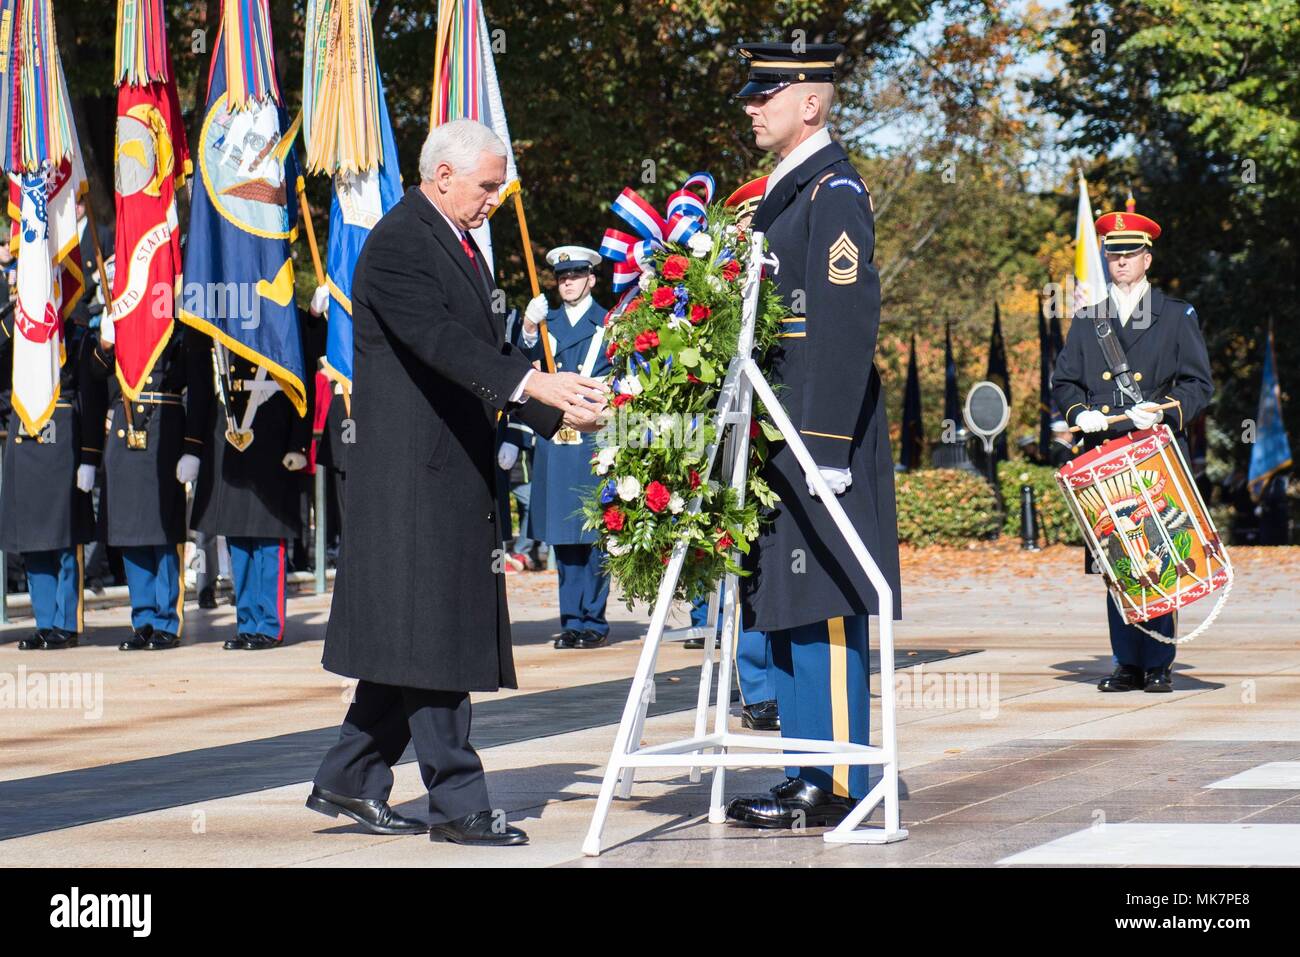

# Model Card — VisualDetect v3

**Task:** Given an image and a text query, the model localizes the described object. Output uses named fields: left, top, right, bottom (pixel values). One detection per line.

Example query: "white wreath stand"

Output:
left=581, top=232, right=907, bottom=856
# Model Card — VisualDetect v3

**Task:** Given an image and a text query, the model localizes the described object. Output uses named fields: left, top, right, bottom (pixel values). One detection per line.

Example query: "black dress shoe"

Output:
left=222, top=633, right=251, bottom=650
left=243, top=633, right=282, bottom=650
left=553, top=629, right=581, bottom=649
left=40, top=629, right=78, bottom=650
left=17, top=629, right=50, bottom=650
left=726, top=779, right=856, bottom=829
left=1143, top=666, right=1173, bottom=693
left=306, top=785, right=427, bottom=835
left=429, top=810, right=529, bottom=846
left=741, top=699, right=780, bottom=731
left=1098, top=663, right=1145, bottom=692
left=198, top=585, right=218, bottom=609
left=574, top=629, right=607, bottom=649
left=684, top=634, right=722, bottom=650
left=119, top=626, right=154, bottom=651
left=146, top=631, right=181, bottom=650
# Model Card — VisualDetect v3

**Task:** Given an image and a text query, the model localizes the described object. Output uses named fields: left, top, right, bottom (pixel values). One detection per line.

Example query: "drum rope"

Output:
left=1120, top=569, right=1233, bottom=645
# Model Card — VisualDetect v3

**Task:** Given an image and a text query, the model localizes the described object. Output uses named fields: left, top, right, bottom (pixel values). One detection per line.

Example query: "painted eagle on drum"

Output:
left=1078, top=468, right=1196, bottom=596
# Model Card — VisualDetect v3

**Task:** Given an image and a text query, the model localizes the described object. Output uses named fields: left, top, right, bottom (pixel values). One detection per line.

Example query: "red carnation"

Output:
left=689, top=469, right=702, bottom=490
left=716, top=531, right=735, bottom=551
left=612, top=393, right=634, bottom=408
left=634, top=330, right=660, bottom=352
left=628, top=296, right=644, bottom=312
left=749, top=417, right=760, bottom=439
left=651, top=286, right=676, bottom=309
left=689, top=304, right=711, bottom=325
left=661, top=255, right=689, bottom=280
left=686, top=372, right=701, bottom=384
left=721, top=260, right=741, bottom=281
left=694, top=548, right=707, bottom=561
left=606, top=341, right=619, bottom=360
left=603, top=507, right=626, bottom=532
left=644, top=480, right=671, bottom=513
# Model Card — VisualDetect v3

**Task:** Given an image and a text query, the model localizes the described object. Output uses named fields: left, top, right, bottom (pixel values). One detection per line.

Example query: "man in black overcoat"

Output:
left=310, top=119, right=607, bottom=847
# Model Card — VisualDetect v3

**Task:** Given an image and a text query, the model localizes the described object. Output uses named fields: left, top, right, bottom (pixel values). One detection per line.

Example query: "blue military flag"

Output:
left=1248, top=329, right=1292, bottom=501
left=177, top=2, right=306, bottom=415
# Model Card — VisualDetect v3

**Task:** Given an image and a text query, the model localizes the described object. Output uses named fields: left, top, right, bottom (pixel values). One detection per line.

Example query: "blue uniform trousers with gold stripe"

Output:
left=24, top=547, right=83, bottom=634
left=228, top=537, right=287, bottom=640
left=771, top=613, right=871, bottom=799
left=122, top=545, right=185, bottom=636
left=555, top=544, right=610, bottom=637
left=690, top=592, right=774, bottom=704
left=1109, top=599, right=1175, bottom=670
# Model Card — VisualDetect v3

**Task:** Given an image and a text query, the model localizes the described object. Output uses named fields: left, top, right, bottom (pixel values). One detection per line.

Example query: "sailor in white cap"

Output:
left=520, top=246, right=613, bottom=649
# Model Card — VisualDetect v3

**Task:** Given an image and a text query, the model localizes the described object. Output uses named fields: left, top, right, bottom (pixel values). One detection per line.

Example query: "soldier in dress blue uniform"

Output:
left=186, top=324, right=314, bottom=650
left=0, top=305, right=97, bottom=650
left=82, top=314, right=209, bottom=650
left=520, top=246, right=613, bottom=649
left=495, top=308, right=540, bottom=571
left=1052, top=203, right=1213, bottom=693
left=725, top=41, right=902, bottom=829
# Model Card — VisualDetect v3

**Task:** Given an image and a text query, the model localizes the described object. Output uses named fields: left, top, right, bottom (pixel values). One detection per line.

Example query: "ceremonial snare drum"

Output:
left=1056, top=426, right=1232, bottom=636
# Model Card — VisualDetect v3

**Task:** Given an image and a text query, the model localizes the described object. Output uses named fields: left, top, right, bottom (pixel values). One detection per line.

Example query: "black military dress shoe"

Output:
left=1143, top=666, right=1173, bottom=693
left=1098, top=663, right=1145, bottom=692
left=17, top=629, right=50, bottom=650
left=222, top=633, right=250, bottom=650
left=306, top=785, right=427, bottom=835
left=429, top=810, right=529, bottom=846
left=726, top=779, right=856, bottom=829
left=574, top=630, right=607, bottom=649
left=553, top=629, right=581, bottom=649
left=120, top=626, right=154, bottom=651
left=741, top=699, right=780, bottom=731
left=243, top=634, right=281, bottom=650
left=40, top=629, right=78, bottom=650
left=146, top=631, right=181, bottom=650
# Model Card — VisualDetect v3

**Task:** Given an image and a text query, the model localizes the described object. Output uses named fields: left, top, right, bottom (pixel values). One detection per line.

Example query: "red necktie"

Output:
left=460, top=236, right=475, bottom=261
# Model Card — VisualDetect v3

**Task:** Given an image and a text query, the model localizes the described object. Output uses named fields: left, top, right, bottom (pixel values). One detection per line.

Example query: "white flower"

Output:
left=688, top=232, right=714, bottom=258
left=617, top=476, right=642, bottom=502
left=621, top=375, right=644, bottom=396
left=595, top=446, right=620, bottom=475
left=706, top=274, right=724, bottom=293
left=606, top=539, right=631, bottom=557
left=724, top=224, right=740, bottom=238
left=668, top=493, right=685, bottom=514
left=638, top=268, right=655, bottom=291
left=657, top=413, right=677, bottom=435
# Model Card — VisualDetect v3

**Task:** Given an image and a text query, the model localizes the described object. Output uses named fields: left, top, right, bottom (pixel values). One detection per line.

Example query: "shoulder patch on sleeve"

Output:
left=826, top=176, right=864, bottom=194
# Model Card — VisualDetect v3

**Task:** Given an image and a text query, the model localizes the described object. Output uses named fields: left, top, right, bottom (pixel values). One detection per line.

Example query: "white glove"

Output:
left=310, top=285, right=329, bottom=316
left=497, top=442, right=519, bottom=471
left=1125, top=402, right=1164, bottom=430
left=807, top=466, right=852, bottom=499
left=75, top=464, right=96, bottom=493
left=1075, top=410, right=1109, bottom=434
left=524, top=294, right=548, bottom=327
left=99, top=314, right=115, bottom=346
left=176, top=453, right=200, bottom=484
left=282, top=451, right=308, bottom=472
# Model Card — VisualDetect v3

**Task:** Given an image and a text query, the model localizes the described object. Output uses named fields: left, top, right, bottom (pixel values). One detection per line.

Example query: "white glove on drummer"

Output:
left=75, top=464, right=96, bottom=493
left=1125, top=402, right=1164, bottom=430
left=497, top=442, right=519, bottom=471
left=176, top=453, right=200, bottom=484
left=808, top=466, right=852, bottom=499
left=523, top=294, right=548, bottom=329
left=1075, top=410, right=1109, bottom=433
left=283, top=452, right=308, bottom=472
left=310, top=284, right=330, bottom=317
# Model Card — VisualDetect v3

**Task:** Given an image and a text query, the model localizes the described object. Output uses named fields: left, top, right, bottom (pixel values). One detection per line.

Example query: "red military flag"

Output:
left=108, top=0, right=191, bottom=399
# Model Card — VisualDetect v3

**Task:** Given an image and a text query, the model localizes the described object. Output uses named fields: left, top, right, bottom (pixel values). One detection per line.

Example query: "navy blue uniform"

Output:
left=742, top=139, right=901, bottom=800
left=1053, top=286, right=1213, bottom=669
left=524, top=301, right=613, bottom=637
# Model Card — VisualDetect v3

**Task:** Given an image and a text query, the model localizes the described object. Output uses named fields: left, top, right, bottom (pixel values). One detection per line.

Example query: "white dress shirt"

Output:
left=763, top=127, right=833, bottom=198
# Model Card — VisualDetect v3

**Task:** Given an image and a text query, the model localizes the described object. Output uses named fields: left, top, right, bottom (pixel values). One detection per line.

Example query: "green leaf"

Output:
left=759, top=420, right=784, bottom=442
left=679, top=347, right=701, bottom=368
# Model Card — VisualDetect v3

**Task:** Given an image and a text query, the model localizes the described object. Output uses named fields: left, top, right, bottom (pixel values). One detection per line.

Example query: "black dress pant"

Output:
left=314, top=679, right=490, bottom=823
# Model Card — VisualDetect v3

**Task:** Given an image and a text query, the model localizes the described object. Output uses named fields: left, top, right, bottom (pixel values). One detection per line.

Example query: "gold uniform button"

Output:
left=1102, top=371, right=1112, bottom=380
left=146, top=376, right=154, bottom=385
left=14, top=436, right=21, bottom=444
left=117, top=429, right=126, bottom=438
left=136, top=405, right=145, bottom=413
left=1101, top=405, right=1110, bottom=413
left=1133, top=372, right=1143, bottom=382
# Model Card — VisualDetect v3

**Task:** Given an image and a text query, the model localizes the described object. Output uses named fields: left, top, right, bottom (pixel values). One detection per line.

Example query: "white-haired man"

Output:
left=312, top=119, right=607, bottom=847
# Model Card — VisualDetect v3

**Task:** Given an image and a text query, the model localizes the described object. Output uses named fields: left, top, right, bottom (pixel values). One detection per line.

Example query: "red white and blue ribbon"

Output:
left=601, top=172, right=714, bottom=290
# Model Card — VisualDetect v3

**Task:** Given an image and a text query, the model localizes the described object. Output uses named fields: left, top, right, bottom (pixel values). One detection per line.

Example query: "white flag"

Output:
left=1073, top=169, right=1108, bottom=311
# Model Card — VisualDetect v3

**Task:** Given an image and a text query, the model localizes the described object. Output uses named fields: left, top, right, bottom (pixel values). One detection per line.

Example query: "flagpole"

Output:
left=296, top=181, right=326, bottom=287
left=511, top=190, right=557, bottom=374
left=82, top=202, right=113, bottom=318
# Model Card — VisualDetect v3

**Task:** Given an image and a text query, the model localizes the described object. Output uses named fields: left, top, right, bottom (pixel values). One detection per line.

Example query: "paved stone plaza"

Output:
left=2, top=544, right=1297, bottom=867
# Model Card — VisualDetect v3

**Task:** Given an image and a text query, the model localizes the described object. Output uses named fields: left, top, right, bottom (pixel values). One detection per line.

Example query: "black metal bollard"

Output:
left=1020, top=484, right=1041, bottom=551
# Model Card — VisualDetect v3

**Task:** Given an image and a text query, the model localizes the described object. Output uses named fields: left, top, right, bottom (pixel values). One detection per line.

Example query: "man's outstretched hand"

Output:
left=524, top=371, right=608, bottom=433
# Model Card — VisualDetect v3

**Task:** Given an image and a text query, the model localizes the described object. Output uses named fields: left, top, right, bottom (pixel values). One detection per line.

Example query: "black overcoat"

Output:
left=321, top=187, right=563, bottom=692
left=740, top=142, right=902, bottom=633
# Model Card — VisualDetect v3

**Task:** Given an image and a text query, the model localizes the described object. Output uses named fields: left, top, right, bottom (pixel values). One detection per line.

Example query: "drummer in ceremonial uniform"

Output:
left=520, top=246, right=612, bottom=649
left=82, top=310, right=210, bottom=650
left=726, top=42, right=902, bottom=829
left=187, top=327, right=314, bottom=650
left=1052, top=200, right=1213, bottom=693
left=0, top=298, right=97, bottom=650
